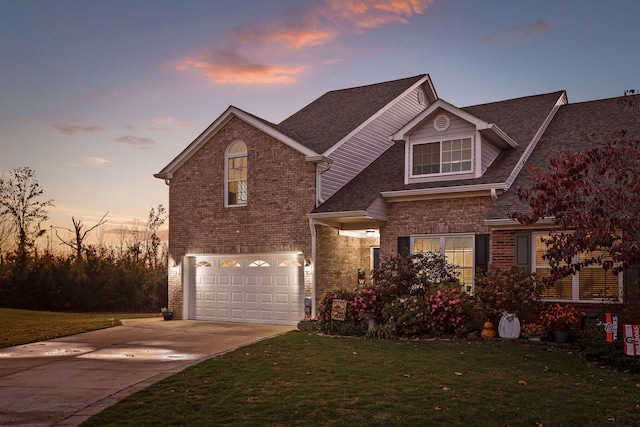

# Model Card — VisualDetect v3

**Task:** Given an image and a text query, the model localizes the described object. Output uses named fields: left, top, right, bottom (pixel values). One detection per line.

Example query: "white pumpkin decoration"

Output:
left=498, top=312, right=521, bottom=339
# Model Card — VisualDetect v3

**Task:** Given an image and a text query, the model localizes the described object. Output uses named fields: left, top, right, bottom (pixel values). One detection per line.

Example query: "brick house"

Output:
left=155, top=74, right=640, bottom=325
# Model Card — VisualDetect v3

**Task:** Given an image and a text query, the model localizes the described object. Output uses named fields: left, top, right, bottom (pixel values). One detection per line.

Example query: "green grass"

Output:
left=83, top=332, right=640, bottom=427
left=0, top=308, right=158, bottom=348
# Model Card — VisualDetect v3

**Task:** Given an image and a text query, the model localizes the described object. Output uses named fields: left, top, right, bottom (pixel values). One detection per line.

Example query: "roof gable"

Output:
left=155, top=106, right=319, bottom=180
left=392, top=98, right=518, bottom=149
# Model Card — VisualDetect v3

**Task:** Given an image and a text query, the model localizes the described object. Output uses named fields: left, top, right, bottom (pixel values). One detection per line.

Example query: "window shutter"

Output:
left=515, top=232, right=531, bottom=273
left=397, top=236, right=410, bottom=257
left=475, top=234, right=489, bottom=273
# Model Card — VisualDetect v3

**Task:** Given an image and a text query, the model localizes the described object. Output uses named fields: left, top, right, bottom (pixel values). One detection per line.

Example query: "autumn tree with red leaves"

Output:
left=511, top=130, right=640, bottom=285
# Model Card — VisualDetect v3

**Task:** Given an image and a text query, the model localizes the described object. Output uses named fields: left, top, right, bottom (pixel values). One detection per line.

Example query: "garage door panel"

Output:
left=276, top=293, right=289, bottom=304
left=190, top=253, right=304, bottom=325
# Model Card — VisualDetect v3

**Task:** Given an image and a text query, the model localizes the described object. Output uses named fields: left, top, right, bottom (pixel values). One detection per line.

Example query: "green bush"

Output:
left=371, top=252, right=459, bottom=301
left=575, top=336, right=640, bottom=374
left=382, top=295, right=426, bottom=337
left=474, top=267, right=541, bottom=323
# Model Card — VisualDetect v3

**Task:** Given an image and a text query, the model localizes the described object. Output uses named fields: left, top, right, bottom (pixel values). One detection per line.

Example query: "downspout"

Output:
left=305, top=156, right=333, bottom=207
left=309, top=217, right=317, bottom=318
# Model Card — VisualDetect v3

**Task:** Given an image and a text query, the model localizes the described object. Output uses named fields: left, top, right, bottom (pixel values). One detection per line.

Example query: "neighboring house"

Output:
left=155, top=74, right=640, bottom=325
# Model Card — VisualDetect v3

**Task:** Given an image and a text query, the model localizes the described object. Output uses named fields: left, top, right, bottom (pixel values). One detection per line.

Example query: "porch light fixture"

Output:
left=366, top=230, right=376, bottom=238
left=171, top=262, right=180, bottom=274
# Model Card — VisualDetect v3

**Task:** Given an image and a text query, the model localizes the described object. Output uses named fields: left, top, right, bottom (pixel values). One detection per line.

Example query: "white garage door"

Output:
left=188, top=253, right=304, bottom=325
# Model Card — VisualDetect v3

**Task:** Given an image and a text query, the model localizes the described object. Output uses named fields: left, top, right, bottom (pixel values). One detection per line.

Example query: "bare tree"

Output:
left=56, top=213, right=108, bottom=261
left=145, top=204, right=166, bottom=268
left=0, top=167, right=54, bottom=254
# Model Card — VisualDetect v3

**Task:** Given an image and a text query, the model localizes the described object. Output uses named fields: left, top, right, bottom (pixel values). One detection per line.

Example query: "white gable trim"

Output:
left=322, top=75, right=436, bottom=157
left=155, top=106, right=319, bottom=180
left=392, top=99, right=518, bottom=148
left=504, top=92, right=568, bottom=189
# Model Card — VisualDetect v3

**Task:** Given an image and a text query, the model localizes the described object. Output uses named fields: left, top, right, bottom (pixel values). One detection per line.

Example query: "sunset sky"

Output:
left=1, top=0, right=639, bottom=246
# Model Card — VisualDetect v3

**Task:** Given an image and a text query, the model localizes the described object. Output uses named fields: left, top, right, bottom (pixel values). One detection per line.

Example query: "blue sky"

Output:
left=1, top=0, right=639, bottom=244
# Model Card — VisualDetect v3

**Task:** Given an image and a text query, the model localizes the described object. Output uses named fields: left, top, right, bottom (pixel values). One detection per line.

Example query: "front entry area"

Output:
left=186, top=253, right=304, bottom=326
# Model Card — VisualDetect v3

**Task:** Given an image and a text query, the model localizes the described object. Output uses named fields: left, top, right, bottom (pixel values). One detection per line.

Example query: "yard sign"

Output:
left=604, top=313, right=618, bottom=342
left=623, top=324, right=640, bottom=356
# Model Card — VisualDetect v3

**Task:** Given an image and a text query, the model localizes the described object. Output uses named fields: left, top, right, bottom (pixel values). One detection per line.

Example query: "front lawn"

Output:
left=83, top=332, right=640, bottom=427
left=0, top=308, right=158, bottom=348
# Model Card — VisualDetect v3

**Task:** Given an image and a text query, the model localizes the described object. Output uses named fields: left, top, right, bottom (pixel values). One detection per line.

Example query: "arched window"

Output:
left=225, top=140, right=247, bottom=206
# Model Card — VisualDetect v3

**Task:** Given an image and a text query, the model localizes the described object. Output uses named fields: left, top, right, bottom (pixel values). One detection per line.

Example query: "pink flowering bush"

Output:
left=350, top=286, right=384, bottom=321
left=538, top=303, right=584, bottom=331
left=317, top=288, right=358, bottom=324
left=424, top=288, right=472, bottom=337
left=382, top=295, right=427, bottom=336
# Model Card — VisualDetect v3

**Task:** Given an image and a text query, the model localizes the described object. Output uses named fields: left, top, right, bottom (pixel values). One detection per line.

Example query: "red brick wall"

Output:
left=379, top=195, right=495, bottom=261
left=489, top=229, right=515, bottom=271
left=166, top=117, right=317, bottom=317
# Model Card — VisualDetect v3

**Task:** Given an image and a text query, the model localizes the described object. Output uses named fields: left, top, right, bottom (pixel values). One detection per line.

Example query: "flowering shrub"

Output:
left=317, top=288, right=358, bottom=323
left=474, top=267, right=541, bottom=322
left=382, top=295, right=426, bottom=337
left=424, top=288, right=472, bottom=337
left=350, top=286, right=383, bottom=321
left=520, top=321, right=544, bottom=338
left=372, top=252, right=459, bottom=300
left=538, top=303, right=584, bottom=331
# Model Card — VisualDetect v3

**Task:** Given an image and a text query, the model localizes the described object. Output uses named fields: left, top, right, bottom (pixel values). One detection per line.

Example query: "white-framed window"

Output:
left=412, top=234, right=475, bottom=291
left=411, top=137, right=472, bottom=177
left=225, top=140, right=247, bottom=207
left=533, top=233, right=622, bottom=302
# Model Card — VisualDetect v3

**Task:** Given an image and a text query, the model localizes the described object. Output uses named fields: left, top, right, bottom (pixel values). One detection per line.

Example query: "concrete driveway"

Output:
left=0, top=318, right=294, bottom=426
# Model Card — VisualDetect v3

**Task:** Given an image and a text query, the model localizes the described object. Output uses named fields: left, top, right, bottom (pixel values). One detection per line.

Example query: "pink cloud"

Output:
left=114, top=136, right=157, bottom=151
left=482, top=20, right=550, bottom=43
left=321, top=0, right=434, bottom=32
left=177, top=0, right=433, bottom=85
left=53, top=123, right=101, bottom=136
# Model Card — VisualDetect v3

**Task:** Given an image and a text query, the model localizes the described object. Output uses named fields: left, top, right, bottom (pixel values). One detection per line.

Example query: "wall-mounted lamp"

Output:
left=171, top=262, right=180, bottom=274
left=366, top=230, right=376, bottom=238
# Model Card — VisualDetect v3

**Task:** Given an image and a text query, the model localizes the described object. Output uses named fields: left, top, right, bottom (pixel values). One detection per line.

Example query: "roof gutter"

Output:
left=381, top=182, right=508, bottom=200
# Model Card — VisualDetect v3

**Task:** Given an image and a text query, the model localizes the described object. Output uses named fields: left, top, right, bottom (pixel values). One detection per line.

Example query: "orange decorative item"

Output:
left=481, top=321, right=496, bottom=338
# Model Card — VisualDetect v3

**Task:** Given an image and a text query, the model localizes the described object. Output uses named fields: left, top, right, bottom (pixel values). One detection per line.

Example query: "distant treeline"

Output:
left=0, top=247, right=167, bottom=312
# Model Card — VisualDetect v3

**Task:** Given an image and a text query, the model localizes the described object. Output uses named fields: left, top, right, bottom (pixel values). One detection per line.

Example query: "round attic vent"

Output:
left=433, top=114, right=450, bottom=132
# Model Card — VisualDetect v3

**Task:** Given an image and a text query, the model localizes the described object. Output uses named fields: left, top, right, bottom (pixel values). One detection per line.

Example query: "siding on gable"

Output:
left=320, top=86, right=427, bottom=202
left=408, top=111, right=475, bottom=141
left=366, top=196, right=388, bottom=220
left=481, top=140, right=502, bottom=174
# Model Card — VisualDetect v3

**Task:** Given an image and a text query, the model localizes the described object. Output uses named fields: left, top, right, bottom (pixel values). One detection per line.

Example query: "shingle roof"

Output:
left=487, top=93, right=640, bottom=220
left=312, top=90, right=566, bottom=213
left=277, top=75, right=429, bottom=154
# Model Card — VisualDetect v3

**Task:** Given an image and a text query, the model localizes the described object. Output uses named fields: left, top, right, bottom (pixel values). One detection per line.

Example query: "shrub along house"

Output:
left=155, top=74, right=639, bottom=325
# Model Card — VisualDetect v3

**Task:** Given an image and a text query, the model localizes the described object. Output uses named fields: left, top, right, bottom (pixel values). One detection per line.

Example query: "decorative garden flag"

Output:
left=623, top=324, right=640, bottom=356
left=604, top=313, right=618, bottom=342
left=331, top=299, right=347, bottom=321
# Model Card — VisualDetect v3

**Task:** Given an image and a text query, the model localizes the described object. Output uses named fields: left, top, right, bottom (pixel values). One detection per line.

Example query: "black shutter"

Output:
left=397, top=236, right=410, bottom=257
left=515, top=232, right=531, bottom=273
left=475, top=234, right=490, bottom=273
